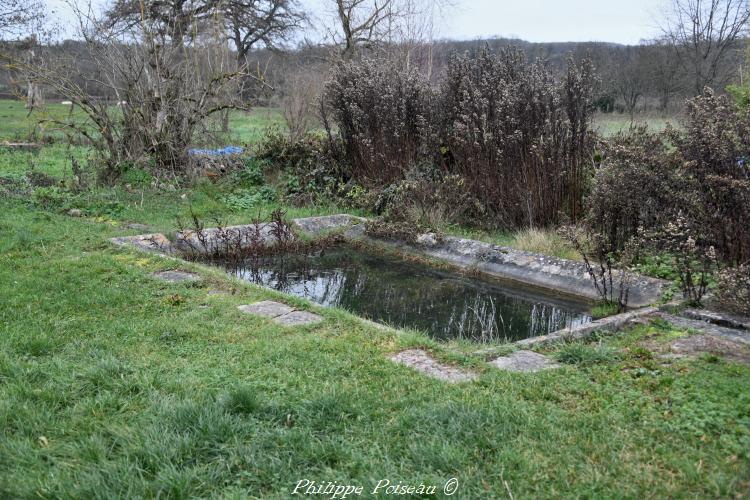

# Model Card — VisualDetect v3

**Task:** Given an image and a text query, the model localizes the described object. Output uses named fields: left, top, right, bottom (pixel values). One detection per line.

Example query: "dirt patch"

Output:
left=634, top=312, right=750, bottom=364
left=642, top=332, right=750, bottom=365
left=667, top=335, right=750, bottom=364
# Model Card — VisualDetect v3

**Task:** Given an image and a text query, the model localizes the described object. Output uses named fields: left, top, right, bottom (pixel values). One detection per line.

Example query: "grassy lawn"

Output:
left=592, top=113, right=677, bottom=136
left=2, top=98, right=750, bottom=498
left=0, top=100, right=285, bottom=145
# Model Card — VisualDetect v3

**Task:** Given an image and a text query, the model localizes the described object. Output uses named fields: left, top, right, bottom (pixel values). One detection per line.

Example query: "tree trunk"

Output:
left=220, top=109, right=230, bottom=133
left=26, top=82, right=43, bottom=109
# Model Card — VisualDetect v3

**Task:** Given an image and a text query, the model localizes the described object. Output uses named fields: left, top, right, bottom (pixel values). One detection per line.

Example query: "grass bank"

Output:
left=2, top=199, right=750, bottom=497
left=1, top=99, right=749, bottom=498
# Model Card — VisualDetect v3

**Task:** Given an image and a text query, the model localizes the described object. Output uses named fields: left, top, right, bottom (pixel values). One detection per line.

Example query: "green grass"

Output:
left=0, top=99, right=284, bottom=145
left=1, top=100, right=750, bottom=497
left=590, top=301, right=622, bottom=319
left=0, top=100, right=91, bottom=141
left=554, top=341, right=621, bottom=366
left=227, top=107, right=286, bottom=144
left=2, top=201, right=749, bottom=497
left=592, top=112, right=677, bottom=137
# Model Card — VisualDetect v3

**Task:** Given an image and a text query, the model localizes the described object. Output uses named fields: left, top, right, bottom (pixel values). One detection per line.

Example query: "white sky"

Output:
left=443, top=0, right=664, bottom=44
left=46, top=0, right=666, bottom=45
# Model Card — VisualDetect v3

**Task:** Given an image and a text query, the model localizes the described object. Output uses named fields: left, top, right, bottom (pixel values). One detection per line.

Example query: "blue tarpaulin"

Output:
left=188, top=146, right=244, bottom=156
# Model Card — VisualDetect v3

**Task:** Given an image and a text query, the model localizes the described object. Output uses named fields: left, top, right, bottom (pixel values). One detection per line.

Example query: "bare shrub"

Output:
left=559, top=225, right=634, bottom=313
left=439, top=47, right=596, bottom=228
left=586, top=91, right=750, bottom=267
left=322, top=47, right=597, bottom=229
left=281, top=67, right=324, bottom=142
left=6, top=4, right=253, bottom=183
left=322, top=58, right=436, bottom=184
left=716, top=264, right=750, bottom=315
left=587, top=126, right=689, bottom=251
left=0, top=0, right=44, bottom=37
left=667, top=89, right=750, bottom=263
left=646, top=214, right=717, bottom=305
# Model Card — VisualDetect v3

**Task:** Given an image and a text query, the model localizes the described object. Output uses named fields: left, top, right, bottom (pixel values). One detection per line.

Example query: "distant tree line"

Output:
left=1, top=35, right=747, bottom=114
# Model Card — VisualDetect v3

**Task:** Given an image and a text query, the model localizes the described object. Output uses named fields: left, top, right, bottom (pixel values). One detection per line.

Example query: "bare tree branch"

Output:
left=661, top=0, right=750, bottom=93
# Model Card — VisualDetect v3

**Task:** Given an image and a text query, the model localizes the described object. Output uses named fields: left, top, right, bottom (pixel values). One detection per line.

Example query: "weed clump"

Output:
left=554, top=342, right=620, bottom=367
left=224, top=387, right=263, bottom=416
left=591, top=301, right=621, bottom=319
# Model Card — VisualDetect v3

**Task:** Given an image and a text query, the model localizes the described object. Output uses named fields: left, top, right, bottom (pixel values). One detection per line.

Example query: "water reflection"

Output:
left=219, top=247, right=592, bottom=342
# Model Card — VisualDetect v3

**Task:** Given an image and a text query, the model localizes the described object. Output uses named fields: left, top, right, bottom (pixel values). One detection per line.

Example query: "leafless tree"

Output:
left=106, top=0, right=305, bottom=68
left=0, top=0, right=45, bottom=39
left=219, top=0, right=306, bottom=131
left=280, top=64, right=325, bottom=141
left=642, top=40, right=684, bottom=112
left=661, top=0, right=750, bottom=94
left=223, top=0, right=306, bottom=67
left=612, top=47, right=650, bottom=121
left=1, top=0, right=50, bottom=109
left=105, top=0, right=216, bottom=46
left=107, top=0, right=306, bottom=131
left=6, top=1, right=252, bottom=181
left=331, top=0, right=396, bottom=58
left=23, top=36, right=44, bottom=108
left=323, top=0, right=450, bottom=63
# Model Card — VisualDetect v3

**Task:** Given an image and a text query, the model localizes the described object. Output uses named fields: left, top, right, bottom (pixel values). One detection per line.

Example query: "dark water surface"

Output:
left=219, top=247, right=592, bottom=342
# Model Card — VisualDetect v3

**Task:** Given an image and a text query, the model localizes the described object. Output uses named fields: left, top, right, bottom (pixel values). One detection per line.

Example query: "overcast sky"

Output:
left=48, top=0, right=665, bottom=45
left=442, top=0, right=664, bottom=44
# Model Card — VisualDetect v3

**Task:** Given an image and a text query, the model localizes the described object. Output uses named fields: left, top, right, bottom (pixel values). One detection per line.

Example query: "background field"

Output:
left=592, top=112, right=677, bottom=136
left=1, top=100, right=678, bottom=144
left=0, top=100, right=286, bottom=144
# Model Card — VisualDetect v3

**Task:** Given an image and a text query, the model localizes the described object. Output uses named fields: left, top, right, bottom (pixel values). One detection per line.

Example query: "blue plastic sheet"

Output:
left=188, top=146, right=244, bottom=156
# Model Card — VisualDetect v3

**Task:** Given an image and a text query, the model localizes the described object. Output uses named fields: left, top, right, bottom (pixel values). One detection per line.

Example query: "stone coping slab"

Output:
left=681, top=308, right=749, bottom=331
left=661, top=334, right=750, bottom=364
left=111, top=233, right=174, bottom=254
left=174, top=223, right=277, bottom=255
left=657, top=313, right=750, bottom=346
left=390, top=349, right=477, bottom=383
left=491, top=350, right=561, bottom=372
left=292, top=214, right=366, bottom=237
left=237, top=301, right=294, bottom=318
left=135, top=214, right=364, bottom=257
left=237, top=301, right=323, bottom=326
left=151, top=270, right=201, bottom=282
left=344, top=225, right=668, bottom=308
left=273, top=310, right=323, bottom=326
left=512, top=307, right=659, bottom=348
left=472, top=306, right=659, bottom=356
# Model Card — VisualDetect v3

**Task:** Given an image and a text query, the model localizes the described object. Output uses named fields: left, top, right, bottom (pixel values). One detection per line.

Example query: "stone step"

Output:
left=680, top=308, right=749, bottom=331
left=237, top=300, right=323, bottom=326
left=490, top=350, right=561, bottom=372
left=390, top=349, right=477, bottom=383
left=151, top=270, right=200, bottom=283
left=657, top=313, right=750, bottom=346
